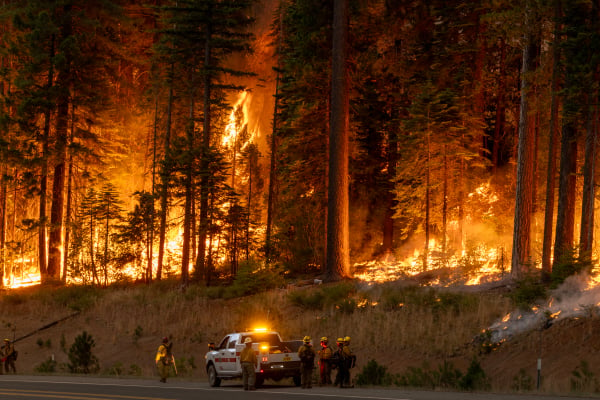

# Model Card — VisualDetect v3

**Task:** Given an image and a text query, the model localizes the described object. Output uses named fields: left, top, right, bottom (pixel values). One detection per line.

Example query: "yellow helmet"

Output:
left=344, top=336, right=351, bottom=343
left=336, top=337, right=344, bottom=345
left=303, top=336, right=311, bottom=343
left=320, top=336, right=328, bottom=342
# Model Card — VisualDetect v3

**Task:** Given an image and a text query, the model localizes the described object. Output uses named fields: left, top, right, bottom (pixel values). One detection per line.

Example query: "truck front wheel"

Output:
left=293, top=375, right=301, bottom=387
left=207, top=364, right=221, bottom=387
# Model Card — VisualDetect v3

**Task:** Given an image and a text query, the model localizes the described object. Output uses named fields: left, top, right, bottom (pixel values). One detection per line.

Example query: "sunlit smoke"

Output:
left=488, top=272, right=600, bottom=343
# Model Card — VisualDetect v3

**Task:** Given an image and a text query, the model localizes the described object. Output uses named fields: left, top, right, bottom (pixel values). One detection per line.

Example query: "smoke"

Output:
left=488, top=273, right=600, bottom=343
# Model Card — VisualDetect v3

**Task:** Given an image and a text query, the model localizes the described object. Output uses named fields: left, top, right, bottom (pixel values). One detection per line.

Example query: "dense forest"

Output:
left=0, top=0, right=598, bottom=289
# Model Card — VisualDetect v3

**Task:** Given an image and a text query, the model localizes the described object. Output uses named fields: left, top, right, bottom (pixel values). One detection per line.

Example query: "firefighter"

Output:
left=318, top=336, right=332, bottom=385
left=298, top=336, right=316, bottom=388
left=240, top=337, right=257, bottom=390
left=3, top=339, right=16, bottom=374
left=155, top=337, right=172, bottom=383
left=333, top=337, right=346, bottom=387
left=342, top=336, right=356, bottom=388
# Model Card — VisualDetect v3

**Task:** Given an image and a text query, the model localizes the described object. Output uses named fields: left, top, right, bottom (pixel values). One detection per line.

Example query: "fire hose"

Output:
left=0, top=312, right=80, bottom=357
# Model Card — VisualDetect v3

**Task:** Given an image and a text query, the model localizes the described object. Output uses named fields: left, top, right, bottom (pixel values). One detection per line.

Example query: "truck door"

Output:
left=215, top=335, right=234, bottom=375
left=222, top=336, right=238, bottom=373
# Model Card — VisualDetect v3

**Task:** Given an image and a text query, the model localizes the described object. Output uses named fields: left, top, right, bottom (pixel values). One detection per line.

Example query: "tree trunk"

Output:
left=181, top=89, right=195, bottom=287
left=266, top=71, right=279, bottom=264
left=579, top=105, right=596, bottom=254
left=39, top=35, right=54, bottom=279
left=553, top=100, right=577, bottom=267
left=326, top=0, right=350, bottom=281
left=48, top=6, right=73, bottom=282
left=492, top=39, right=506, bottom=176
left=511, top=11, right=537, bottom=278
left=541, top=0, right=561, bottom=282
left=157, top=66, right=174, bottom=281
left=195, top=9, right=213, bottom=284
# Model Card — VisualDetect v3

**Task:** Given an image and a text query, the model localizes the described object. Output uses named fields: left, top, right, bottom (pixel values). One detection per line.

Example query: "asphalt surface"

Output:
left=0, top=375, right=599, bottom=400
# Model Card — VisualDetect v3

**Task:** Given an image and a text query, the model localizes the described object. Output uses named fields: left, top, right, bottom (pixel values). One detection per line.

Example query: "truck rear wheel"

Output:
left=207, top=364, right=221, bottom=387
left=255, top=375, right=265, bottom=387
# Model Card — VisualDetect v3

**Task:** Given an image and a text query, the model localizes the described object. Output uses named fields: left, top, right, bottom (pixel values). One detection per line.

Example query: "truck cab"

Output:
left=205, top=329, right=302, bottom=387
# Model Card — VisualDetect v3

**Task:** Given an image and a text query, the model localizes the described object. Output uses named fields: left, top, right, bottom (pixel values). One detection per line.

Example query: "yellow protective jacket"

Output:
left=240, top=346, right=257, bottom=364
left=155, top=344, right=168, bottom=363
left=318, top=346, right=332, bottom=361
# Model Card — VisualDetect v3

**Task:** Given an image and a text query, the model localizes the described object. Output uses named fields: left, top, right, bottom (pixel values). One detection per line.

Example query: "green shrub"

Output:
left=133, top=325, right=143, bottom=343
left=35, top=357, right=57, bottom=373
left=397, top=364, right=436, bottom=389
left=509, top=274, right=548, bottom=310
left=67, top=331, right=99, bottom=374
left=434, top=360, right=463, bottom=389
left=356, top=359, right=395, bottom=386
left=128, top=364, right=142, bottom=376
left=552, top=248, right=594, bottom=288
left=106, top=362, right=123, bottom=376
left=459, top=358, right=490, bottom=391
left=288, top=289, right=325, bottom=309
left=571, top=360, right=597, bottom=393
left=512, top=368, right=533, bottom=392
left=48, top=285, right=102, bottom=311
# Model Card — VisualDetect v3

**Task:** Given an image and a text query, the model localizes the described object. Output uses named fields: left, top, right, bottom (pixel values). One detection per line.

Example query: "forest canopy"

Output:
left=0, top=0, right=597, bottom=289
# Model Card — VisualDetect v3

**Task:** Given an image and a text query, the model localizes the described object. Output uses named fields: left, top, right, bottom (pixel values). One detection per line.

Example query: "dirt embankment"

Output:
left=0, top=282, right=598, bottom=395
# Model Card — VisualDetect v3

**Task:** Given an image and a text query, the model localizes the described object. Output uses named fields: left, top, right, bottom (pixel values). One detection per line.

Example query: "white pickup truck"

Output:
left=205, top=329, right=303, bottom=387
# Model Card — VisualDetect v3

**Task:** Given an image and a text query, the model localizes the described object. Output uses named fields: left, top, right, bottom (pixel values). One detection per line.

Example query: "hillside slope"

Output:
left=0, top=281, right=598, bottom=395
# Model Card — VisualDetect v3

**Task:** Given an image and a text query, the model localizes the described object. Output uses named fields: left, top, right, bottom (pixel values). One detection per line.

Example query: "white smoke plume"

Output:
left=489, top=273, right=600, bottom=343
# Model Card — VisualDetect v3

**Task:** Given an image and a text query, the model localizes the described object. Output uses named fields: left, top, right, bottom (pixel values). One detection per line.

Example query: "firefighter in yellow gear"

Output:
left=155, top=337, right=172, bottom=383
left=341, top=336, right=356, bottom=388
left=2, top=339, right=16, bottom=374
left=333, top=337, right=346, bottom=387
left=318, top=336, right=332, bottom=384
left=298, top=336, right=316, bottom=388
left=240, top=337, right=258, bottom=390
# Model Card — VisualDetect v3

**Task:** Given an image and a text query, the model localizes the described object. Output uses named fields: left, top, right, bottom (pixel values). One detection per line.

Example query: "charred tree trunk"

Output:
left=326, top=0, right=350, bottom=281
left=181, top=88, right=195, bottom=287
left=39, top=35, right=55, bottom=279
left=48, top=6, right=73, bottom=282
left=157, top=65, right=174, bottom=281
left=511, top=9, right=537, bottom=278
left=492, top=40, right=507, bottom=176
left=553, top=97, right=577, bottom=267
left=541, top=0, right=561, bottom=282
left=579, top=105, right=596, bottom=254
left=195, top=10, right=213, bottom=283
left=266, top=71, right=279, bottom=264
left=382, top=128, right=397, bottom=255
left=62, top=103, right=75, bottom=283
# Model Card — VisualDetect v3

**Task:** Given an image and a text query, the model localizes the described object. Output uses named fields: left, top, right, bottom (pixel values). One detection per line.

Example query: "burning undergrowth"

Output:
left=486, top=273, right=600, bottom=344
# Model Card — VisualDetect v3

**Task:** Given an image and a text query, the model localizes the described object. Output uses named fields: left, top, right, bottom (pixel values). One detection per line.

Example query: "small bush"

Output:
left=106, top=362, right=123, bottom=376
left=512, top=368, right=533, bottom=392
left=356, top=359, right=395, bottom=386
left=67, top=331, right=99, bottom=374
left=397, top=364, right=436, bottom=389
left=509, top=274, right=548, bottom=310
left=571, top=360, right=597, bottom=393
left=133, top=325, right=143, bottom=343
left=434, top=360, right=463, bottom=389
left=35, top=356, right=57, bottom=373
left=288, top=289, right=326, bottom=309
left=49, top=285, right=102, bottom=311
left=128, top=364, right=142, bottom=376
left=459, top=358, right=490, bottom=391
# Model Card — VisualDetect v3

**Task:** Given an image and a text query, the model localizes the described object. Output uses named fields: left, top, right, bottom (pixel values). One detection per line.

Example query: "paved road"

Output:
left=0, top=376, right=598, bottom=400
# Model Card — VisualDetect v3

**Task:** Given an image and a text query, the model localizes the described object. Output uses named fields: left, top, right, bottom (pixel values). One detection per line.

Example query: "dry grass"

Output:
left=0, top=280, right=594, bottom=394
